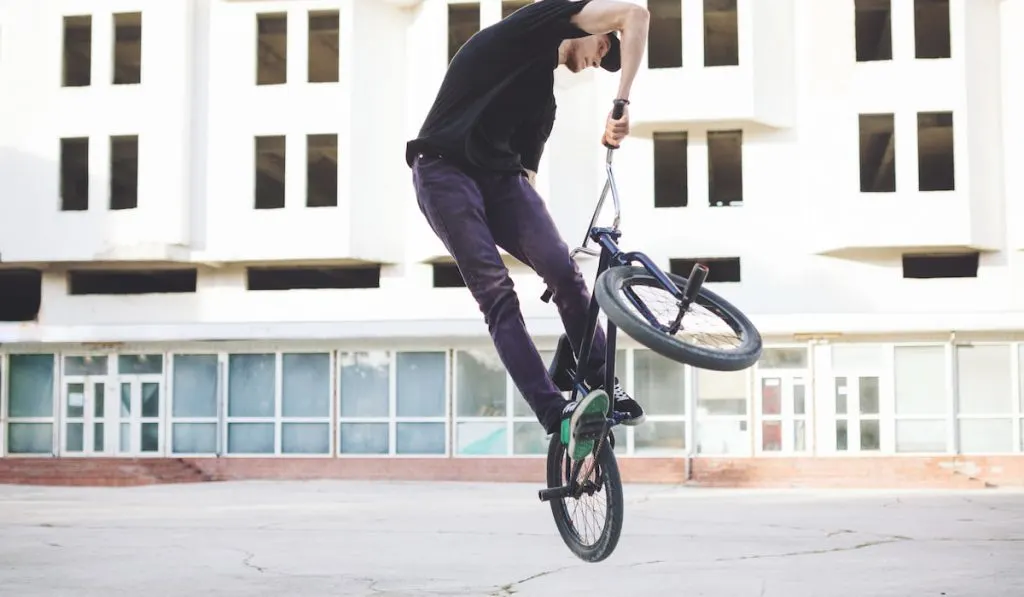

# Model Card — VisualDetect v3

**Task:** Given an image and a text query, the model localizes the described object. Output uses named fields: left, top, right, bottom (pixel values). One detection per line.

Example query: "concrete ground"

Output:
left=0, top=480, right=1021, bottom=597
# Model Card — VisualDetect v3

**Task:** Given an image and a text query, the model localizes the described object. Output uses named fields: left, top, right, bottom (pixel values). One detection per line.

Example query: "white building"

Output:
left=0, top=0, right=1022, bottom=486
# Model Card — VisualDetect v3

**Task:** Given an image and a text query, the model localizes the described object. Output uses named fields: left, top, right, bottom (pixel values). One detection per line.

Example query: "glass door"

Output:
left=756, top=375, right=809, bottom=454
left=61, top=378, right=111, bottom=455
left=117, top=377, right=163, bottom=455
left=833, top=375, right=881, bottom=452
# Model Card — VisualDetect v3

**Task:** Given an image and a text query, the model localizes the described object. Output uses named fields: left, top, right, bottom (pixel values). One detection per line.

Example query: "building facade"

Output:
left=0, top=0, right=1022, bottom=486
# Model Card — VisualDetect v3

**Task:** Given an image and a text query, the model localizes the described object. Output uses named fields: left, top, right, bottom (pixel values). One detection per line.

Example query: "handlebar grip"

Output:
left=603, top=99, right=629, bottom=150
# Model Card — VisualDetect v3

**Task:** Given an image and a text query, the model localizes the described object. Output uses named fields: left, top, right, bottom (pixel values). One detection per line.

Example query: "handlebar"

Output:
left=568, top=99, right=626, bottom=260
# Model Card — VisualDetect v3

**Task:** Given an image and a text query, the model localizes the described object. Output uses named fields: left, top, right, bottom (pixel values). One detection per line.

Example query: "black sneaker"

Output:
left=559, top=389, right=610, bottom=460
left=612, top=382, right=646, bottom=426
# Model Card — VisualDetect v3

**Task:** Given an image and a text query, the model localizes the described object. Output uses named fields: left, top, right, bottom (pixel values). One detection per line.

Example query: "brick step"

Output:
left=0, top=458, right=215, bottom=486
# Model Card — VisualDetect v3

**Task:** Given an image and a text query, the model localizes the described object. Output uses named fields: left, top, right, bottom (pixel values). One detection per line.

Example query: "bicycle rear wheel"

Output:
left=595, top=265, right=762, bottom=371
left=545, top=433, right=623, bottom=563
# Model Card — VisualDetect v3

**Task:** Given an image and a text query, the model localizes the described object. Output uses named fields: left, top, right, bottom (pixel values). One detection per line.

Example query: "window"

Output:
left=631, top=350, right=687, bottom=454
left=113, top=12, right=142, bottom=85
left=433, top=263, right=466, bottom=288
left=60, top=137, right=89, bottom=211
left=653, top=132, right=687, bottom=208
left=455, top=348, right=512, bottom=455
left=6, top=354, right=56, bottom=454
left=647, top=0, right=682, bottom=69
left=501, top=1, right=531, bottom=19
left=854, top=0, right=892, bottom=62
left=956, top=345, right=1015, bottom=453
left=171, top=354, right=219, bottom=454
left=306, top=134, right=337, bottom=207
left=68, top=269, right=197, bottom=295
left=893, top=345, right=948, bottom=453
left=831, top=344, right=887, bottom=453
left=246, top=266, right=381, bottom=290
left=914, top=0, right=950, bottom=59
left=858, top=114, right=896, bottom=193
left=256, top=13, right=287, bottom=85
left=308, top=10, right=339, bottom=83
left=110, top=135, right=138, bottom=210
left=0, top=269, right=42, bottom=322
left=670, top=257, right=741, bottom=283
left=227, top=352, right=332, bottom=455
left=756, top=347, right=810, bottom=454
left=703, top=0, right=738, bottom=67
left=902, top=253, right=979, bottom=279
left=917, top=111, right=955, bottom=191
left=255, top=135, right=286, bottom=209
left=339, top=351, right=449, bottom=455
left=62, top=15, right=91, bottom=87
left=448, top=3, right=480, bottom=63
left=707, top=130, right=742, bottom=206
left=694, top=368, right=749, bottom=455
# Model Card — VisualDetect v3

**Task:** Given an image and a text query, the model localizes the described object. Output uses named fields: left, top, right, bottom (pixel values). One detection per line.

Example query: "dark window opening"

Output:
left=433, top=263, right=466, bottom=288
left=63, top=15, right=92, bottom=87
left=914, top=0, right=951, bottom=59
left=257, top=13, right=287, bottom=85
left=917, top=111, right=955, bottom=191
left=113, top=12, right=142, bottom=84
left=653, top=131, right=688, bottom=208
left=704, top=0, right=738, bottom=67
left=110, top=135, right=139, bottom=210
left=0, top=270, right=43, bottom=322
left=858, top=113, right=896, bottom=193
left=902, top=253, right=978, bottom=279
left=307, top=134, right=338, bottom=207
left=255, top=135, right=286, bottom=209
left=448, top=3, right=480, bottom=63
left=501, top=1, right=531, bottom=19
left=60, top=137, right=90, bottom=211
left=855, top=0, right=892, bottom=62
left=670, top=257, right=741, bottom=282
left=308, top=10, right=339, bottom=83
left=247, top=266, right=381, bottom=290
left=648, top=0, right=682, bottom=69
left=707, top=130, right=742, bottom=206
left=68, top=269, right=198, bottom=295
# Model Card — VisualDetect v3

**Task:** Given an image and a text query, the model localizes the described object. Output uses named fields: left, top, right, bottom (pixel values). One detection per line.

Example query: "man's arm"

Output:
left=570, top=0, right=650, bottom=101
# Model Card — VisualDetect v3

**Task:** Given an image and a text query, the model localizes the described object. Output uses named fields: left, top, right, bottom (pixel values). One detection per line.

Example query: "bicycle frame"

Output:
left=537, top=145, right=710, bottom=502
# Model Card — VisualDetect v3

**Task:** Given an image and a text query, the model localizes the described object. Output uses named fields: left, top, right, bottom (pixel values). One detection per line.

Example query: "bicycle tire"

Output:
left=595, top=265, right=762, bottom=371
left=546, top=433, right=624, bottom=563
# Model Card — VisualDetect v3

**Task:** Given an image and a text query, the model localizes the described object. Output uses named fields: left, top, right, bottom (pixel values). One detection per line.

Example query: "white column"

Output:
left=1002, top=0, right=1024, bottom=249
left=687, top=130, right=710, bottom=209
left=682, top=0, right=705, bottom=67
left=890, top=0, right=916, bottom=61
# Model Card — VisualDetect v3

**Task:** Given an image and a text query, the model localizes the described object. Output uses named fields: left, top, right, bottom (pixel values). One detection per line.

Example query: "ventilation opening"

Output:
left=256, top=13, right=287, bottom=85
left=110, top=135, right=139, bottom=210
left=653, top=131, right=688, bottom=208
left=859, top=113, right=896, bottom=193
left=308, top=10, right=339, bottom=83
left=62, top=15, right=92, bottom=87
left=914, top=0, right=950, bottom=59
left=68, top=269, right=198, bottom=295
left=0, top=270, right=43, bottom=322
left=647, top=0, right=682, bottom=69
left=113, top=12, right=142, bottom=85
left=433, top=263, right=466, bottom=288
left=247, top=266, right=381, bottom=290
left=60, top=137, right=90, bottom=211
left=307, top=134, right=338, bottom=207
left=448, top=3, right=479, bottom=63
left=855, top=0, right=892, bottom=62
left=902, top=253, right=978, bottom=279
left=704, top=0, right=739, bottom=67
left=669, top=257, right=741, bottom=283
left=255, top=135, right=286, bottom=209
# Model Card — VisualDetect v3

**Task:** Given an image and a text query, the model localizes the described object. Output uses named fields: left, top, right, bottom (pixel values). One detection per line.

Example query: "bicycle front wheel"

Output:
left=546, top=433, right=624, bottom=563
left=595, top=265, right=762, bottom=371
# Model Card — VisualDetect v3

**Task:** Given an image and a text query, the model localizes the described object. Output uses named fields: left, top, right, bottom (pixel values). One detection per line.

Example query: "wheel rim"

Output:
left=617, top=276, right=748, bottom=353
left=557, top=448, right=611, bottom=549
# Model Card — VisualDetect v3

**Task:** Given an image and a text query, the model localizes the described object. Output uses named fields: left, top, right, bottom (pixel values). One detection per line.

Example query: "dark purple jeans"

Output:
left=412, top=153, right=609, bottom=433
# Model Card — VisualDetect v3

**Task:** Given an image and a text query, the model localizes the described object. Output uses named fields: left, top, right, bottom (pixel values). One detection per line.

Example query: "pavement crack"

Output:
left=628, top=559, right=667, bottom=568
left=493, top=565, right=577, bottom=596
left=237, top=549, right=266, bottom=574
left=716, top=536, right=909, bottom=562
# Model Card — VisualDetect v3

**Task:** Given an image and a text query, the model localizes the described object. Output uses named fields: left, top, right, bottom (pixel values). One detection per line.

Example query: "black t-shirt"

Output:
left=405, top=0, right=596, bottom=174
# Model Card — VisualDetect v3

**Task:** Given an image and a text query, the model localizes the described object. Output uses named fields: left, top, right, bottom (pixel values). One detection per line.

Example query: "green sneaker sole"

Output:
left=561, top=389, right=610, bottom=461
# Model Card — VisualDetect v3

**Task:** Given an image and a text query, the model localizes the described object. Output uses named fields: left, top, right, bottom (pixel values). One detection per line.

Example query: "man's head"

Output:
left=559, top=32, right=621, bottom=73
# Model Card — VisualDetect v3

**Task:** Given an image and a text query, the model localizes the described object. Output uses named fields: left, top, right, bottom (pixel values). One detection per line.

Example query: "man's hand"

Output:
left=602, top=103, right=629, bottom=148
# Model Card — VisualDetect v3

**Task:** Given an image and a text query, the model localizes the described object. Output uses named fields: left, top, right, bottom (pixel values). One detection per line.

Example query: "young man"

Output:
left=406, top=0, right=650, bottom=459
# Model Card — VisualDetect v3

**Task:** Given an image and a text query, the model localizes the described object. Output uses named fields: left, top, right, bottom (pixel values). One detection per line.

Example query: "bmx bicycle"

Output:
left=536, top=99, right=763, bottom=562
